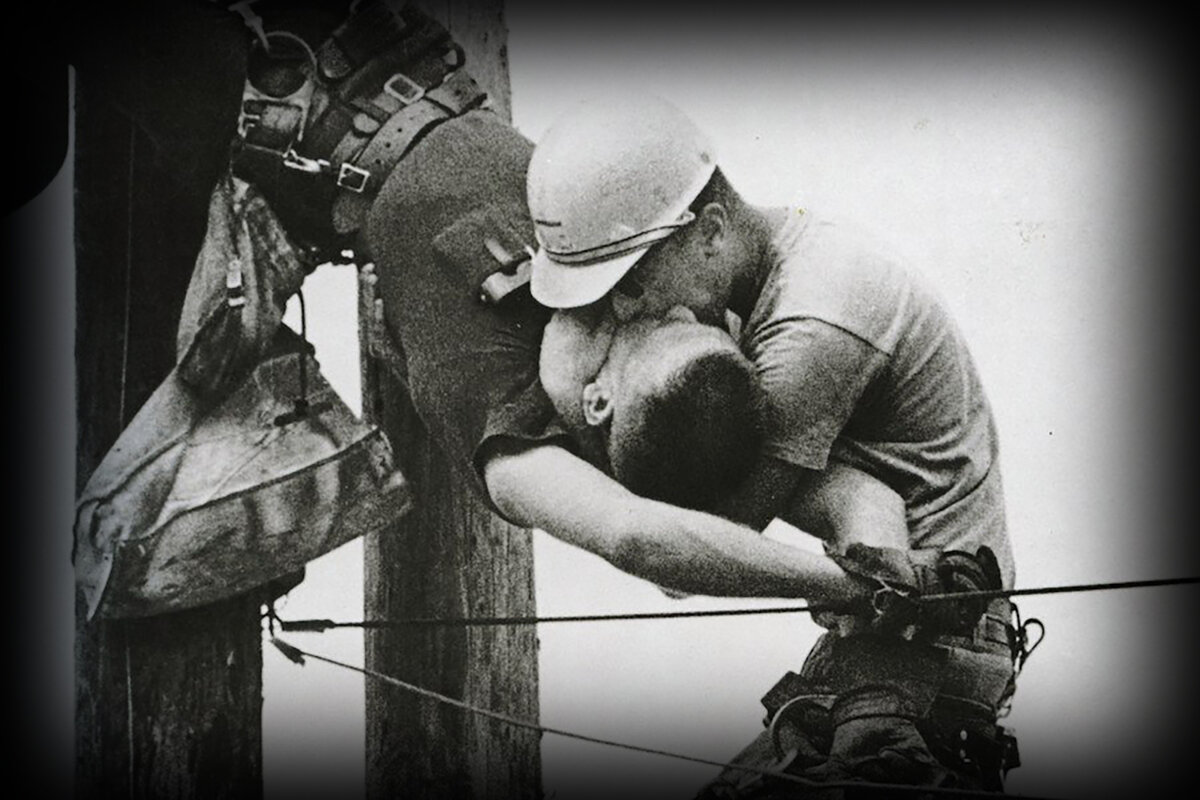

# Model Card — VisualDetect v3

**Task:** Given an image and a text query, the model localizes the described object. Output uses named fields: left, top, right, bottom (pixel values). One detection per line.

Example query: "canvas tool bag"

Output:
left=73, top=175, right=411, bottom=620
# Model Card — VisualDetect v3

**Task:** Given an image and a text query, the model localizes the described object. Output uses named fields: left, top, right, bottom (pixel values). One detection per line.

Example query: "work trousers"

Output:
left=696, top=599, right=1018, bottom=798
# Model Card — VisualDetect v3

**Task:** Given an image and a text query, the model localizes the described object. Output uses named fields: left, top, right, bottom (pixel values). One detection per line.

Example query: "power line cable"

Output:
left=276, top=575, right=1199, bottom=632
left=270, top=637, right=1061, bottom=800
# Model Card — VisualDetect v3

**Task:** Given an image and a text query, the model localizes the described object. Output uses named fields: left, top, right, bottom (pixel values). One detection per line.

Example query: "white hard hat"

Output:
left=527, top=94, right=717, bottom=309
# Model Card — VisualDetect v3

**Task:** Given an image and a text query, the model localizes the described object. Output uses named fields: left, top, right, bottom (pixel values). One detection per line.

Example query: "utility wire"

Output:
left=270, top=637, right=1059, bottom=800
left=277, top=575, right=1200, bottom=632
left=920, top=576, right=1199, bottom=603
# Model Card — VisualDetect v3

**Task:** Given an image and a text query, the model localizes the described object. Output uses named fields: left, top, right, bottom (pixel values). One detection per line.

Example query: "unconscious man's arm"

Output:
left=482, top=439, right=870, bottom=608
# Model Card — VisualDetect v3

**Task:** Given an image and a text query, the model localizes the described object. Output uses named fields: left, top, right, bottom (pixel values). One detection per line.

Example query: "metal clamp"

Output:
left=236, top=105, right=264, bottom=139
left=871, top=580, right=920, bottom=639
left=336, top=163, right=371, bottom=193
left=442, top=43, right=466, bottom=72
left=871, top=579, right=912, bottom=615
left=383, top=73, right=426, bottom=105
left=479, top=258, right=532, bottom=305
left=225, top=260, right=247, bottom=308
left=282, top=148, right=330, bottom=174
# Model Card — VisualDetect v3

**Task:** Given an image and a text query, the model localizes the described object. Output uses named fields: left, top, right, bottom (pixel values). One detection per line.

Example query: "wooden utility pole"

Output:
left=362, top=2, right=543, bottom=798
left=72, top=7, right=266, bottom=796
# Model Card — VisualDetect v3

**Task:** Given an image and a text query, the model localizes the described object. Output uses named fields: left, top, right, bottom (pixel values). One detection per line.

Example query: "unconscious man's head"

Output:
left=540, top=303, right=763, bottom=511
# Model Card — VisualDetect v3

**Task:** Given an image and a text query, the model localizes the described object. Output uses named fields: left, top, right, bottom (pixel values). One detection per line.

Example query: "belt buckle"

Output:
left=237, top=105, right=263, bottom=139
left=384, top=73, right=426, bottom=106
left=282, top=147, right=331, bottom=175
left=337, top=163, right=371, bottom=193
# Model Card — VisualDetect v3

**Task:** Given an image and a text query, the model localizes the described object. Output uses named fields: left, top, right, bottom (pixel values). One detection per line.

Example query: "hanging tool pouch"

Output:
left=72, top=172, right=412, bottom=620
left=230, top=0, right=490, bottom=250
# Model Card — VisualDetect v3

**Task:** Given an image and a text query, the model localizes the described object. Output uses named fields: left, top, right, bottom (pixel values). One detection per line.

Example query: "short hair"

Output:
left=611, top=347, right=764, bottom=512
left=687, top=167, right=737, bottom=215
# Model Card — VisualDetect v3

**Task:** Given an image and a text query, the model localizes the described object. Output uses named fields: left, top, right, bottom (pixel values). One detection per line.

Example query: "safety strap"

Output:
left=918, top=712, right=1021, bottom=789
left=304, top=9, right=457, bottom=161
left=331, top=69, right=487, bottom=233
left=760, top=670, right=1020, bottom=789
left=315, top=0, right=411, bottom=82
left=231, top=0, right=489, bottom=241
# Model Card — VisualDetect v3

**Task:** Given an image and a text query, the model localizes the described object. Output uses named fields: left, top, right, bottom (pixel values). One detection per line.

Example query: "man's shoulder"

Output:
left=757, top=212, right=918, bottom=354
left=777, top=211, right=915, bottom=292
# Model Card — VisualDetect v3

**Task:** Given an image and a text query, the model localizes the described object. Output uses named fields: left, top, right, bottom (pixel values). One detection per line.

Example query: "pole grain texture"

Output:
left=73, top=48, right=265, bottom=799
left=362, top=2, right=543, bottom=799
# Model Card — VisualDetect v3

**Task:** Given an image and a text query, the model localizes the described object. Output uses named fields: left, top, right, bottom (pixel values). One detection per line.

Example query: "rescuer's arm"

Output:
left=713, top=452, right=909, bottom=552
left=482, top=440, right=870, bottom=606
left=783, top=461, right=910, bottom=550
left=717, top=319, right=901, bottom=538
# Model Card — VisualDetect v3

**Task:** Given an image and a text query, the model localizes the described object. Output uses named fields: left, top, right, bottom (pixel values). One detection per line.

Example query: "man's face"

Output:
left=602, top=315, right=743, bottom=447
left=539, top=300, right=740, bottom=438
left=609, top=225, right=727, bottom=327
left=539, top=300, right=618, bottom=432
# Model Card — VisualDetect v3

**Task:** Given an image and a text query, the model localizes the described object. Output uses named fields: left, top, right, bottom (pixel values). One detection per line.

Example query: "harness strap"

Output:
left=324, top=43, right=468, bottom=186
left=240, top=99, right=307, bottom=151
left=231, top=1, right=489, bottom=248
left=917, top=712, right=1021, bottom=790
left=303, top=13, right=452, bottom=160
left=316, top=0, right=410, bottom=82
left=759, top=671, right=1020, bottom=790
left=332, top=70, right=487, bottom=233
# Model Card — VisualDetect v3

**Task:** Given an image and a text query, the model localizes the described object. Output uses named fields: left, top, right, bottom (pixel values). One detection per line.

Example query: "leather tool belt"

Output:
left=230, top=0, right=489, bottom=248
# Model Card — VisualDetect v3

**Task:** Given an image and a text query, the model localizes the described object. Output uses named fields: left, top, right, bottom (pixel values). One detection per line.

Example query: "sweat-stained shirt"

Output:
left=741, top=209, right=1015, bottom=587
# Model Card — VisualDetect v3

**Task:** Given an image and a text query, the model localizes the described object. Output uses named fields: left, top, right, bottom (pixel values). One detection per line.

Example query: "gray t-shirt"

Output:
left=742, top=209, right=1014, bottom=586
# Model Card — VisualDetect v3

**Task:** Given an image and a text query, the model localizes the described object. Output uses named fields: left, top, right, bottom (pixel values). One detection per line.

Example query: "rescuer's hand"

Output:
left=823, top=544, right=1001, bottom=638
left=931, top=546, right=1003, bottom=635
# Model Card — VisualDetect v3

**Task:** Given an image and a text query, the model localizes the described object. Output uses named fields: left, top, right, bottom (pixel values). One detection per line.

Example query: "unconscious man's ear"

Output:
left=663, top=305, right=698, bottom=323
left=582, top=381, right=614, bottom=427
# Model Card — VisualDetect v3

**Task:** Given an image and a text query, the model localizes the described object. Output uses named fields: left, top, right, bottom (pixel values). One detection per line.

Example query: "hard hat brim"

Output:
left=529, top=246, right=647, bottom=309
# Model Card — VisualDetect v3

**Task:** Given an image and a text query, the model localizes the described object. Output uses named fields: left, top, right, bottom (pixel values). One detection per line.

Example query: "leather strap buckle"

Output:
left=237, top=106, right=263, bottom=140
left=282, top=148, right=331, bottom=175
left=337, top=163, right=371, bottom=193
left=383, top=73, right=425, bottom=105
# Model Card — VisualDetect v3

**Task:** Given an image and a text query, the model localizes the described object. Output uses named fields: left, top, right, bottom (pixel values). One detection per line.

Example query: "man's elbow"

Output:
left=605, top=529, right=655, bottom=576
left=482, top=441, right=658, bottom=571
left=603, top=513, right=686, bottom=583
left=482, top=448, right=538, bottom=529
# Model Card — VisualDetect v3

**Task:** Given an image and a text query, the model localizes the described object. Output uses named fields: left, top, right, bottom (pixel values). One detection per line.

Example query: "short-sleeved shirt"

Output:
left=742, top=209, right=1014, bottom=586
left=364, top=110, right=573, bottom=514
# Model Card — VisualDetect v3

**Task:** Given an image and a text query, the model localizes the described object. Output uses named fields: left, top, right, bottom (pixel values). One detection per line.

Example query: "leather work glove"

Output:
left=825, top=543, right=1002, bottom=639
